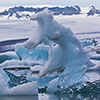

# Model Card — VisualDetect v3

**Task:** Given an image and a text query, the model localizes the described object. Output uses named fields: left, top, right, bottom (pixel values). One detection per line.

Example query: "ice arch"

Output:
left=18, top=8, right=94, bottom=91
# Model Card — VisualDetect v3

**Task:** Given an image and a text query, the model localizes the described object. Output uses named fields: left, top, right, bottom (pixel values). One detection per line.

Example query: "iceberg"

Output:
left=18, top=8, right=94, bottom=92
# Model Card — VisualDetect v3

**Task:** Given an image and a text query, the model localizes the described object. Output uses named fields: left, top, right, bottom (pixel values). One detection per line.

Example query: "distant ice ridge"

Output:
left=0, top=5, right=100, bottom=20
left=19, top=8, right=94, bottom=93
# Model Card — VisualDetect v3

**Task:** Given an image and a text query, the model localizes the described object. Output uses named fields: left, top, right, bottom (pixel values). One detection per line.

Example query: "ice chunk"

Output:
left=0, top=68, right=38, bottom=95
left=81, top=40, right=93, bottom=47
left=15, top=45, right=30, bottom=60
left=0, top=68, right=9, bottom=82
left=29, top=45, right=49, bottom=62
left=13, top=9, right=94, bottom=92
left=0, top=59, right=43, bottom=68
left=4, top=82, right=38, bottom=96
left=30, top=65, right=43, bottom=72
left=47, top=78, right=59, bottom=93
left=0, top=51, right=19, bottom=64
left=0, top=74, right=38, bottom=96
left=0, top=71, right=37, bottom=95
left=0, top=78, right=7, bottom=95
left=0, top=59, right=28, bottom=67
left=15, top=45, right=49, bottom=62
left=0, top=45, right=49, bottom=67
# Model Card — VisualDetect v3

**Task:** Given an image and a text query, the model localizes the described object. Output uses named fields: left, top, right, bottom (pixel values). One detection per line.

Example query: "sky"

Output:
left=0, top=0, right=100, bottom=9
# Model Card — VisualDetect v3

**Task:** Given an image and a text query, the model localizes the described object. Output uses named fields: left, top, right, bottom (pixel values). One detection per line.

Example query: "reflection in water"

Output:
left=0, top=96, right=38, bottom=100
left=0, top=93, right=100, bottom=100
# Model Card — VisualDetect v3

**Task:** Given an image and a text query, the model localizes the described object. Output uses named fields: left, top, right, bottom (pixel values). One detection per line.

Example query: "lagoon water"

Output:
left=0, top=96, right=38, bottom=100
left=0, top=90, right=100, bottom=100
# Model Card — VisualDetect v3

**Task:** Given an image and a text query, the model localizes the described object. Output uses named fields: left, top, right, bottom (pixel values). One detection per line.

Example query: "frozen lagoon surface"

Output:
left=0, top=16, right=100, bottom=99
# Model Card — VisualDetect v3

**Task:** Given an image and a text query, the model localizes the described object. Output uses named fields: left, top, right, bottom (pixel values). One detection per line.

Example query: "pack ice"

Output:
left=22, top=8, right=94, bottom=92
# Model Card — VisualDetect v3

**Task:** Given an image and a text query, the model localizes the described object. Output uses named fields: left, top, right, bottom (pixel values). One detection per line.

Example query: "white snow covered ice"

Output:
left=19, top=8, right=94, bottom=92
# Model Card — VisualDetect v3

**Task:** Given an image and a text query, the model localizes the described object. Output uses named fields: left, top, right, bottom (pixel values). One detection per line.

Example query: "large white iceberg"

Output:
left=19, top=8, right=94, bottom=92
